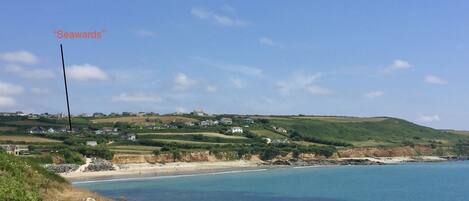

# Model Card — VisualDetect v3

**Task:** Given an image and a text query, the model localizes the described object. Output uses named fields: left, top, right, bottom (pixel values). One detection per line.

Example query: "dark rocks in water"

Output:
left=45, top=164, right=80, bottom=173
left=443, top=156, right=469, bottom=161
left=338, top=159, right=384, bottom=165
left=269, top=158, right=384, bottom=166
left=271, top=160, right=292, bottom=165
left=85, top=158, right=115, bottom=172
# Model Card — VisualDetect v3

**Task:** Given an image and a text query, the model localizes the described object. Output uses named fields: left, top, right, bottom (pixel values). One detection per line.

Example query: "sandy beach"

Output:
left=62, top=156, right=448, bottom=182
left=62, top=160, right=262, bottom=182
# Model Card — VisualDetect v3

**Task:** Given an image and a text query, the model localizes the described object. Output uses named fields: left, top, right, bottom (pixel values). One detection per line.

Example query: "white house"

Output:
left=125, top=133, right=136, bottom=141
left=230, top=127, right=243, bottom=134
left=86, top=141, right=98, bottom=147
left=220, top=117, right=233, bottom=125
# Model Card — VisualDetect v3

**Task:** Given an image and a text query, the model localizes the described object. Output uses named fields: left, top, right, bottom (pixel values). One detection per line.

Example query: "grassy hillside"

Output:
left=264, top=116, right=467, bottom=147
left=0, top=151, right=109, bottom=201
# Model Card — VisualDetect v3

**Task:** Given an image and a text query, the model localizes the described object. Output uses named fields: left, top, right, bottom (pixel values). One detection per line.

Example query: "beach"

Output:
left=62, top=160, right=263, bottom=182
left=63, top=156, right=448, bottom=182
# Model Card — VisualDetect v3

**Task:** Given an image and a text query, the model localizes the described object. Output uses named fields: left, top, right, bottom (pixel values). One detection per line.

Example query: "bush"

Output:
left=58, top=148, right=85, bottom=164
left=260, top=146, right=280, bottom=160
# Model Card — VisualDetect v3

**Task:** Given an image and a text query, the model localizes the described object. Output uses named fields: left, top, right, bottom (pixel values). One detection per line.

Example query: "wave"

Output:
left=73, top=168, right=268, bottom=185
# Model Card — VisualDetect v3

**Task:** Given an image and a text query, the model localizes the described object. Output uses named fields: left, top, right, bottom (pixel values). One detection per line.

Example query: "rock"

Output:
left=85, top=158, right=115, bottom=172
left=45, top=164, right=80, bottom=173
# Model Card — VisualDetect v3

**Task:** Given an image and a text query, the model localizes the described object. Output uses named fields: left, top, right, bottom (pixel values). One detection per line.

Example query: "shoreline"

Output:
left=66, top=156, right=453, bottom=183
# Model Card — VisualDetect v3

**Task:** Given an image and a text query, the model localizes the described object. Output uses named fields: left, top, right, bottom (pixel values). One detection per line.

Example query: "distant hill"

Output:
left=256, top=116, right=467, bottom=147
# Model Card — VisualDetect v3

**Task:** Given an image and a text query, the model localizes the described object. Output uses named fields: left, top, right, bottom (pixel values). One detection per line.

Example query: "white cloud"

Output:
left=259, top=37, right=276, bottom=47
left=0, top=51, right=38, bottom=64
left=425, top=75, right=447, bottom=85
left=384, top=59, right=412, bottom=73
left=230, top=78, right=244, bottom=89
left=276, top=73, right=330, bottom=96
left=193, top=57, right=262, bottom=76
left=391, top=59, right=412, bottom=69
left=134, top=29, right=156, bottom=37
left=306, top=85, right=332, bottom=96
left=206, top=85, right=218, bottom=93
left=191, top=8, right=211, bottom=19
left=212, top=15, right=246, bottom=27
left=67, top=64, right=110, bottom=81
left=174, top=73, right=197, bottom=90
left=4, top=64, right=54, bottom=80
left=417, top=114, right=440, bottom=123
left=0, top=96, right=16, bottom=108
left=0, top=81, right=23, bottom=95
left=191, top=8, right=247, bottom=27
left=364, top=91, right=384, bottom=99
left=112, top=93, right=162, bottom=103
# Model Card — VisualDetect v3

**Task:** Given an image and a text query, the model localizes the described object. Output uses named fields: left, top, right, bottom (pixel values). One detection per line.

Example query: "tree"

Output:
left=454, top=140, right=469, bottom=156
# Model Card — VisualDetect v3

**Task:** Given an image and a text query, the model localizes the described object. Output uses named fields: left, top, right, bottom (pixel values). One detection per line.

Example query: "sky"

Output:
left=0, top=1, right=468, bottom=130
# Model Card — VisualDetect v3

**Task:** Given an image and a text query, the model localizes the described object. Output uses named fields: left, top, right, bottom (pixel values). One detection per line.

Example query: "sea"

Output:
left=76, top=161, right=469, bottom=201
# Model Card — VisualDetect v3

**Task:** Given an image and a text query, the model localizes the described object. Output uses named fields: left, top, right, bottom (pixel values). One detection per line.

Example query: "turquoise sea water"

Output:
left=76, top=161, right=469, bottom=201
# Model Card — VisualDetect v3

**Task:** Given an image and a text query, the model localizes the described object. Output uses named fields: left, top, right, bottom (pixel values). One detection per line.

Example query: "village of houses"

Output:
left=0, top=109, right=290, bottom=155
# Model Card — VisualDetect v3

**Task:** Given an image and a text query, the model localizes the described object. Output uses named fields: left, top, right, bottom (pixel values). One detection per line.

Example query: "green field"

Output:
left=109, top=145, right=157, bottom=154
left=0, top=135, right=61, bottom=143
left=251, top=129, right=285, bottom=139
left=266, top=117, right=467, bottom=146
left=139, top=132, right=247, bottom=139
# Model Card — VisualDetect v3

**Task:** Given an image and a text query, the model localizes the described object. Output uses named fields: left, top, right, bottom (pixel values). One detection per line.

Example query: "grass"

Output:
left=0, top=135, right=61, bottom=143
left=268, top=117, right=469, bottom=146
left=91, top=115, right=198, bottom=125
left=0, top=126, right=17, bottom=131
left=291, top=116, right=388, bottom=123
left=109, top=145, right=157, bottom=154
left=250, top=129, right=285, bottom=139
left=2, top=120, right=61, bottom=127
left=152, top=139, right=229, bottom=145
left=138, top=132, right=247, bottom=139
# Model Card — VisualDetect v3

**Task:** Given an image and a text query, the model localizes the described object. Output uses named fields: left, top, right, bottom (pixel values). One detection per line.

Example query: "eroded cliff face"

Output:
left=338, top=145, right=433, bottom=158
left=112, top=151, right=331, bottom=164
left=112, top=145, right=435, bottom=164
left=112, top=151, right=263, bottom=164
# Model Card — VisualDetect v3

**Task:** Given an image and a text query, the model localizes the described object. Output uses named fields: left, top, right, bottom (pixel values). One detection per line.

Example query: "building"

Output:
left=230, top=126, right=243, bottom=134
left=92, top=112, right=106, bottom=118
left=184, top=122, right=195, bottom=126
left=273, top=126, right=288, bottom=134
left=272, top=139, right=289, bottom=144
left=200, top=120, right=219, bottom=126
left=86, top=141, right=98, bottom=147
left=95, top=127, right=120, bottom=135
left=124, top=133, right=136, bottom=141
left=28, top=127, right=45, bottom=134
left=0, top=145, right=29, bottom=155
left=27, top=114, right=40, bottom=119
left=191, top=109, right=207, bottom=116
left=47, top=128, right=56, bottom=134
left=243, top=118, right=255, bottom=124
left=220, top=117, right=233, bottom=125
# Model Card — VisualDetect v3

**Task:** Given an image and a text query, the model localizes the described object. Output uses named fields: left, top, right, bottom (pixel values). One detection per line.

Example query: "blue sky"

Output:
left=0, top=1, right=468, bottom=129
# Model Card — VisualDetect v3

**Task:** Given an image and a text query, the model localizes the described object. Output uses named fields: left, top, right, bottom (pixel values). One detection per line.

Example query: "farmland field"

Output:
left=91, top=116, right=198, bottom=124
left=250, top=129, right=285, bottom=139
left=138, top=132, right=247, bottom=139
left=0, top=135, right=61, bottom=143
left=152, top=139, right=229, bottom=145
left=109, top=145, right=157, bottom=154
